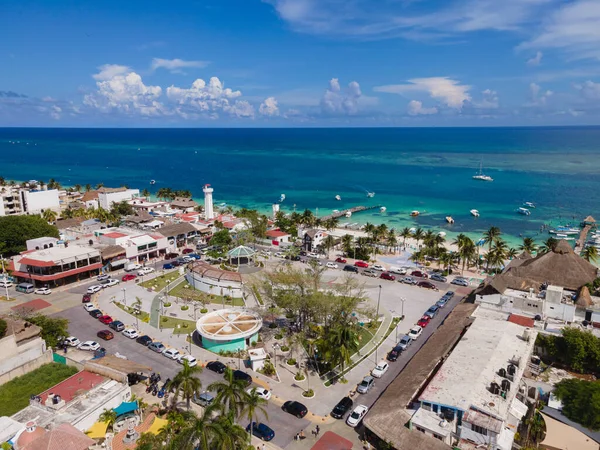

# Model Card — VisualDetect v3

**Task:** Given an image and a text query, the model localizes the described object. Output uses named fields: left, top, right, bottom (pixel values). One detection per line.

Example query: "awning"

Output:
left=86, top=421, right=109, bottom=439
left=110, top=258, right=129, bottom=267
left=147, top=417, right=169, bottom=435
left=113, top=400, right=138, bottom=417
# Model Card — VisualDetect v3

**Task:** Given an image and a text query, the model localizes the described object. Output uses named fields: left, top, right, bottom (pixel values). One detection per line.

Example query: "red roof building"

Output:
left=39, top=371, right=105, bottom=404
left=508, top=314, right=535, bottom=328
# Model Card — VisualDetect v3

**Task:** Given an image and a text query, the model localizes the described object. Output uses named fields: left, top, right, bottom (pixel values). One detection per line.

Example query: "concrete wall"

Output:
left=22, top=189, right=60, bottom=214
left=201, top=333, right=258, bottom=353
left=98, top=189, right=139, bottom=210
left=185, top=270, right=243, bottom=298
left=0, top=349, right=53, bottom=385
left=477, top=293, right=575, bottom=322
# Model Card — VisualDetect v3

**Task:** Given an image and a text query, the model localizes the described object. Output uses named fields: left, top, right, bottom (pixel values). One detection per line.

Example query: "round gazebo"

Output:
left=196, top=308, right=262, bottom=352
left=227, top=245, right=256, bottom=265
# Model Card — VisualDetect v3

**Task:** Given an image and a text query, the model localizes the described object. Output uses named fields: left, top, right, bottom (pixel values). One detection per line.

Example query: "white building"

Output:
left=96, top=227, right=169, bottom=263
left=0, top=188, right=23, bottom=216
left=186, top=261, right=243, bottom=298
left=20, top=189, right=60, bottom=215
left=203, top=184, right=214, bottom=220
left=98, top=188, right=139, bottom=210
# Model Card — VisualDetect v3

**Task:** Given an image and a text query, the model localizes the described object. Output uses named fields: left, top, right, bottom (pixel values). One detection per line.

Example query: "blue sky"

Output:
left=2, top=0, right=600, bottom=126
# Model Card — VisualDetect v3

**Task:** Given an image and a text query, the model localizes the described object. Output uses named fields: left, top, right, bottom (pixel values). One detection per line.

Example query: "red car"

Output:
left=97, top=330, right=114, bottom=340
left=411, top=270, right=428, bottom=278
left=380, top=272, right=396, bottom=281
left=182, top=248, right=194, bottom=254
left=417, top=316, right=431, bottom=328
left=417, top=281, right=439, bottom=291
left=335, top=257, right=347, bottom=264
left=122, top=274, right=137, bottom=281
left=354, top=261, right=369, bottom=268
left=98, top=315, right=113, bottom=324
left=82, top=293, right=92, bottom=303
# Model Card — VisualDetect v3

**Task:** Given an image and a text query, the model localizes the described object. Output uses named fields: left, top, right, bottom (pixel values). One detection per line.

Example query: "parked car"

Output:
left=148, top=342, right=165, bottom=353
left=347, top=404, right=369, bottom=427
left=331, top=397, right=353, bottom=419
left=193, top=391, right=215, bottom=407
left=163, top=263, right=174, bottom=270
left=122, top=274, right=137, bottom=281
left=451, top=277, right=469, bottom=286
left=171, top=260, right=182, bottom=267
left=299, top=251, right=307, bottom=256
left=417, top=315, right=431, bottom=328
left=162, top=348, right=182, bottom=360
left=182, top=248, right=194, bottom=254
left=34, top=287, right=52, bottom=295
left=136, top=335, right=153, bottom=346
left=165, top=252, right=179, bottom=259
left=362, top=269, right=378, bottom=277
left=87, top=285, right=102, bottom=294
left=282, top=401, right=308, bottom=418
left=122, top=328, right=139, bottom=339
left=357, top=376, right=375, bottom=394
left=387, top=344, right=403, bottom=362
left=325, top=262, right=338, bottom=269
left=289, top=255, right=301, bottom=261
left=335, top=257, right=347, bottom=263
left=137, top=267, right=154, bottom=276
left=97, top=330, right=114, bottom=340
left=371, top=361, right=389, bottom=378
left=354, top=260, right=369, bottom=268
left=83, top=302, right=96, bottom=312
left=178, top=354, right=198, bottom=367
left=408, top=325, right=423, bottom=340
left=401, top=276, right=417, bottom=285
left=389, top=266, right=407, bottom=275
left=343, top=265, right=359, bottom=273
left=444, top=290, right=455, bottom=299
left=233, top=370, right=253, bottom=386
left=89, top=309, right=103, bottom=318
left=187, top=253, right=201, bottom=260
left=78, top=341, right=100, bottom=351
left=424, top=305, right=440, bottom=319
left=104, top=279, right=120, bottom=287
left=417, top=280, right=439, bottom=290
left=63, top=336, right=80, bottom=347
left=247, top=386, right=271, bottom=400
left=246, top=422, right=275, bottom=441
left=430, top=273, right=447, bottom=282
left=372, top=264, right=385, bottom=271
left=98, top=315, right=113, bottom=324
left=109, top=320, right=125, bottom=332
left=380, top=272, right=395, bottom=281
left=125, top=263, right=142, bottom=272
left=0, top=280, right=13, bottom=288
left=97, top=274, right=110, bottom=281
left=397, top=334, right=412, bottom=351
left=411, top=270, right=428, bottom=278
left=206, top=361, right=227, bottom=373
left=436, top=297, right=449, bottom=308
left=82, top=293, right=92, bottom=303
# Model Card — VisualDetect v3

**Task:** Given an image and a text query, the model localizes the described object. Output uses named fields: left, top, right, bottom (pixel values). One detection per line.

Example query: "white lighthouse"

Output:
left=272, top=203, right=280, bottom=219
left=203, top=184, right=215, bottom=220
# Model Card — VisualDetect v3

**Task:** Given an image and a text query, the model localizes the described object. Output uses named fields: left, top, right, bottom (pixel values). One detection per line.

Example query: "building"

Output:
left=11, top=243, right=102, bottom=287
left=0, top=317, right=52, bottom=385
left=0, top=187, right=23, bottom=216
left=96, top=227, right=169, bottom=264
left=203, top=184, right=214, bottom=220
left=20, top=189, right=60, bottom=215
left=266, top=229, right=291, bottom=245
left=98, top=188, right=140, bottom=210
left=195, top=308, right=262, bottom=352
left=25, top=236, right=60, bottom=251
left=169, top=197, right=198, bottom=213
left=300, top=228, right=326, bottom=252
left=12, top=422, right=94, bottom=450
left=157, top=222, right=198, bottom=249
left=186, top=261, right=243, bottom=298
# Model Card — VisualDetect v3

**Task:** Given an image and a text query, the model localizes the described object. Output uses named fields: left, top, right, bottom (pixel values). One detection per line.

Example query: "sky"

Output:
left=1, top=0, right=600, bottom=127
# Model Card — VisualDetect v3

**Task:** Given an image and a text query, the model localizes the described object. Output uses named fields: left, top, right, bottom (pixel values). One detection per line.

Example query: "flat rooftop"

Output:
left=20, top=245, right=100, bottom=264
left=419, top=317, right=537, bottom=420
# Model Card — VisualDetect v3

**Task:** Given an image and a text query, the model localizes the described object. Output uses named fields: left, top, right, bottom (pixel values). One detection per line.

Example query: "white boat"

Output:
left=549, top=229, right=579, bottom=235
left=410, top=210, right=420, bottom=217
left=280, top=194, right=286, bottom=202
left=472, top=161, right=493, bottom=182
left=556, top=234, right=575, bottom=241
left=345, top=211, right=352, bottom=218
left=380, top=206, right=387, bottom=212
left=367, top=192, right=375, bottom=198
left=446, top=216, right=454, bottom=224
left=517, top=207, right=531, bottom=216
left=523, top=202, right=535, bottom=208
left=470, top=209, right=480, bottom=217
left=335, top=195, right=341, bottom=201
left=150, top=180, right=156, bottom=185
left=438, top=231, right=446, bottom=237
left=409, top=227, right=416, bottom=234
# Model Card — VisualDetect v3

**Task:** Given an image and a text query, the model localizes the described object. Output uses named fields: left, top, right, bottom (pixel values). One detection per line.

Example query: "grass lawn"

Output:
left=357, top=320, right=382, bottom=352
left=0, top=363, right=78, bottom=416
left=159, top=316, right=197, bottom=334
left=114, top=302, right=150, bottom=323
left=140, top=272, right=182, bottom=291
left=168, top=281, right=245, bottom=307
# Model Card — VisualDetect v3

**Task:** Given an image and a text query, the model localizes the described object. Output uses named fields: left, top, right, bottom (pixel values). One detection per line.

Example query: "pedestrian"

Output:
left=300, top=429, right=305, bottom=439
left=262, top=444, right=266, bottom=450
left=295, top=433, right=299, bottom=441
left=316, top=425, right=320, bottom=436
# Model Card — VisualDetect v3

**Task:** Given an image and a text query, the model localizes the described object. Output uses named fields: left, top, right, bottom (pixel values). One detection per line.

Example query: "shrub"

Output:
left=274, top=333, right=283, bottom=340
left=294, top=371, right=305, bottom=381
left=0, top=318, right=6, bottom=339
left=142, top=317, right=150, bottom=323
left=181, top=305, right=189, bottom=311
left=163, top=302, right=171, bottom=307
left=269, top=323, right=277, bottom=329
left=162, top=317, right=168, bottom=322
left=280, top=345, right=290, bottom=352
left=200, top=308, right=208, bottom=313
left=262, top=361, right=276, bottom=376
left=302, top=389, right=314, bottom=398
left=287, top=358, right=296, bottom=365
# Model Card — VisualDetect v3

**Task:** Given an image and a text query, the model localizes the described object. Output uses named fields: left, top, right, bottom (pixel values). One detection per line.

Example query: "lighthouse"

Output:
left=203, top=184, right=214, bottom=220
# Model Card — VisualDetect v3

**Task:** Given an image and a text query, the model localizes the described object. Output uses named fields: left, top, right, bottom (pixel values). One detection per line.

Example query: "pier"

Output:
left=574, top=225, right=592, bottom=255
left=320, top=205, right=381, bottom=221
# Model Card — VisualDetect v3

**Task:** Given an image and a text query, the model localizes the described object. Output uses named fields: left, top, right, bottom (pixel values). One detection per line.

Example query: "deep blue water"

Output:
left=1, top=127, right=599, bottom=244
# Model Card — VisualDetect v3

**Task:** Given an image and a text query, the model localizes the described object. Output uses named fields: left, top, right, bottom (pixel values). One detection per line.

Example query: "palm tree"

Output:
left=539, top=237, right=558, bottom=254
left=301, top=209, right=315, bottom=228
left=439, top=251, right=454, bottom=274
left=363, top=222, right=376, bottom=242
left=141, top=188, right=151, bottom=198
left=73, top=184, right=82, bottom=193
left=583, top=246, right=599, bottom=263
left=386, top=230, right=397, bottom=254
left=507, top=247, right=518, bottom=259
left=42, top=209, right=57, bottom=223
left=519, top=237, right=537, bottom=254
left=207, top=368, right=247, bottom=419
left=320, top=321, right=360, bottom=380
left=167, top=360, right=203, bottom=409
left=213, top=418, right=250, bottom=450
left=399, top=227, right=411, bottom=248
left=174, top=407, right=225, bottom=450
left=413, top=227, right=424, bottom=248
left=95, top=183, right=104, bottom=190
left=98, top=408, right=118, bottom=432
left=323, top=235, right=336, bottom=258
left=482, top=226, right=502, bottom=254
left=61, top=208, right=74, bottom=219
left=324, top=217, right=338, bottom=231
left=457, top=236, right=476, bottom=275
left=341, top=234, right=353, bottom=256
left=240, top=389, right=269, bottom=441
left=85, top=183, right=92, bottom=192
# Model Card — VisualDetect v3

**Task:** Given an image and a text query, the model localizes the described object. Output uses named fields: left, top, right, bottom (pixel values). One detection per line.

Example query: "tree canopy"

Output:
left=0, top=215, right=60, bottom=255
left=535, top=327, right=600, bottom=375
left=209, top=229, right=233, bottom=247
left=19, top=314, right=69, bottom=348
left=554, top=378, right=600, bottom=430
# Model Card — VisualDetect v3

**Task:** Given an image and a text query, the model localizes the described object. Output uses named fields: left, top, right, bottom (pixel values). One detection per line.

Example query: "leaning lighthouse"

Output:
left=203, top=184, right=215, bottom=220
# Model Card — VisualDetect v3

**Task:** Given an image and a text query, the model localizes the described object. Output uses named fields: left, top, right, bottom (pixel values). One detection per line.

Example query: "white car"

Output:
left=63, top=336, right=80, bottom=347
left=274, top=252, right=285, bottom=258
left=451, top=277, right=470, bottom=287
left=371, top=361, right=389, bottom=378
left=83, top=302, right=96, bottom=312
left=0, top=280, right=14, bottom=288
left=78, top=341, right=100, bottom=351
left=137, top=267, right=155, bottom=276
left=97, top=274, right=110, bottom=281
left=347, top=405, right=369, bottom=427
left=122, top=328, right=139, bottom=339
left=87, top=285, right=102, bottom=294
left=372, top=264, right=386, bottom=271
left=325, top=262, right=338, bottom=269
left=247, top=386, right=272, bottom=400
left=104, top=279, right=120, bottom=287
left=178, top=354, right=198, bottom=367
left=307, top=252, right=321, bottom=259
left=162, top=348, right=182, bottom=360
left=408, top=325, right=423, bottom=340
left=389, top=266, right=407, bottom=275
left=34, top=287, right=52, bottom=295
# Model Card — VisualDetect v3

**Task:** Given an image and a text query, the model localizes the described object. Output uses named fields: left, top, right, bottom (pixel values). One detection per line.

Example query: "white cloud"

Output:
left=92, top=64, right=131, bottom=81
left=574, top=80, right=600, bottom=99
left=527, top=51, right=543, bottom=66
left=151, top=58, right=210, bottom=73
left=259, top=97, right=280, bottom=116
left=320, top=78, right=362, bottom=115
left=477, top=89, right=499, bottom=108
left=50, top=105, right=62, bottom=120
left=518, top=1, right=600, bottom=60
left=85, top=68, right=164, bottom=116
left=407, top=100, right=438, bottom=116
left=374, top=77, right=471, bottom=109
left=528, top=82, right=553, bottom=105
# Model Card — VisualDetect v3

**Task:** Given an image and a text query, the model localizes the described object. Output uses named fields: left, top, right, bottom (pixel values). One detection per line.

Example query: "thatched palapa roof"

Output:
left=577, top=285, right=593, bottom=308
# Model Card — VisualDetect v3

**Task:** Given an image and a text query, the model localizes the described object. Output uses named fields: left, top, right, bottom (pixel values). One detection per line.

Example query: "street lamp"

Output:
left=188, top=332, right=192, bottom=353
left=1, top=254, right=9, bottom=301
left=121, top=287, right=127, bottom=306
left=376, top=285, right=382, bottom=319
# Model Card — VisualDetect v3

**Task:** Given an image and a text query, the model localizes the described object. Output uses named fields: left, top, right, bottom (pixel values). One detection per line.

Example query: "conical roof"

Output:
left=577, top=286, right=593, bottom=308
left=584, top=215, right=596, bottom=224
left=227, top=245, right=255, bottom=258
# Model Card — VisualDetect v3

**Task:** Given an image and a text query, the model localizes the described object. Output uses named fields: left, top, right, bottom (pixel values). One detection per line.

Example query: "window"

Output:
left=433, top=434, right=443, bottom=440
left=471, top=424, right=488, bottom=436
left=415, top=426, right=425, bottom=433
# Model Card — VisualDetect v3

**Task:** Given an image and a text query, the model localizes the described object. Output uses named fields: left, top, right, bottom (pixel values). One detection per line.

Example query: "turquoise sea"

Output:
left=1, top=127, right=599, bottom=246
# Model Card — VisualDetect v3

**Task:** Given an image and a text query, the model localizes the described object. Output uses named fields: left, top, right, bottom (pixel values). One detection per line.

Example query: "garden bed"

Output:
left=159, top=316, right=197, bottom=334
left=140, top=272, right=182, bottom=291
left=168, top=282, right=245, bottom=306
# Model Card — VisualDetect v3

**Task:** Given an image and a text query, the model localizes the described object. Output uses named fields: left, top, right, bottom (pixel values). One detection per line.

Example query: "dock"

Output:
left=320, top=205, right=381, bottom=221
left=574, top=225, right=592, bottom=255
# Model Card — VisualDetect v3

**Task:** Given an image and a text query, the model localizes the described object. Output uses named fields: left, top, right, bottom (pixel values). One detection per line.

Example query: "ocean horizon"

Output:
left=2, top=126, right=599, bottom=247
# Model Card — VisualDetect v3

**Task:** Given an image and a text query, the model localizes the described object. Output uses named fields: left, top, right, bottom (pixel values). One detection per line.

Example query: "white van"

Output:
left=16, top=283, right=35, bottom=293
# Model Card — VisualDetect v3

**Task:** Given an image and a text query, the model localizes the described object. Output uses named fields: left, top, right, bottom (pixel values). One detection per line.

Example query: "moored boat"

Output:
left=367, top=192, right=375, bottom=198
left=410, top=210, right=420, bottom=217
left=335, top=195, right=341, bottom=201
left=446, top=216, right=454, bottom=224
left=470, top=209, right=480, bottom=217
left=280, top=194, right=286, bottom=202
left=345, top=211, right=352, bottom=218
left=549, top=229, right=579, bottom=235
left=523, top=202, right=535, bottom=208
left=517, top=207, right=531, bottom=216
left=472, top=160, right=493, bottom=182
left=380, top=206, right=387, bottom=212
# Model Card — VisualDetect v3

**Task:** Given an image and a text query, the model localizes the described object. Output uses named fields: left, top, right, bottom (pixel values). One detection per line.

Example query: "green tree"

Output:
left=207, top=368, right=248, bottom=419
left=98, top=408, right=118, bottom=431
left=240, top=388, right=269, bottom=441
left=413, top=227, right=424, bottom=248
left=539, top=237, right=558, bottom=254
left=583, top=246, right=599, bottom=263
left=173, top=407, right=225, bottom=450
left=554, top=378, right=600, bottom=430
left=322, top=235, right=336, bottom=258
left=318, top=321, right=360, bottom=380
left=482, top=226, right=502, bottom=254
left=41, top=209, right=58, bottom=223
left=399, top=227, right=411, bottom=248
left=0, top=215, right=60, bottom=255
left=0, top=318, right=7, bottom=338
left=18, top=314, right=69, bottom=349
left=210, top=229, right=233, bottom=247
left=519, top=237, right=537, bottom=254
left=167, top=360, right=203, bottom=409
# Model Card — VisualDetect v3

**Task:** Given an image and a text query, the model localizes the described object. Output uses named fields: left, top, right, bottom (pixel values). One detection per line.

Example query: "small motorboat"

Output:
left=410, top=211, right=420, bottom=217
left=446, top=216, right=454, bottom=224
left=517, top=207, right=531, bottom=216
left=345, top=211, right=352, bottom=218
left=335, top=195, right=341, bottom=201
left=438, top=231, right=446, bottom=237
left=470, top=209, right=480, bottom=217
left=280, top=194, right=286, bottom=202
left=150, top=180, right=156, bottom=185
left=380, top=206, right=387, bottom=212
left=556, top=234, right=575, bottom=241
left=409, top=227, right=416, bottom=234
left=367, top=192, right=375, bottom=198
left=523, top=202, right=535, bottom=208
